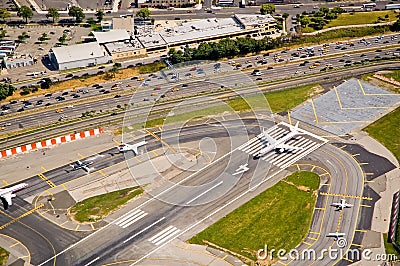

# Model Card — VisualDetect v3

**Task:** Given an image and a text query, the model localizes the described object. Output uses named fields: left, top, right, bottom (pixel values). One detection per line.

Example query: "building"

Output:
left=101, top=17, right=135, bottom=33
left=92, top=29, right=131, bottom=44
left=49, top=42, right=111, bottom=70
left=103, top=38, right=146, bottom=61
left=143, top=0, right=195, bottom=8
left=3, top=54, right=34, bottom=69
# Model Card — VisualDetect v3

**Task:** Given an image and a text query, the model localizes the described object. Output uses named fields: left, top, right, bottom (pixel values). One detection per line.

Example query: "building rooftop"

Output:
left=112, top=17, right=135, bottom=33
left=104, top=39, right=144, bottom=54
left=137, top=33, right=167, bottom=48
left=4, top=54, right=33, bottom=62
left=51, top=42, right=106, bottom=64
left=93, top=29, right=131, bottom=44
left=234, top=14, right=276, bottom=28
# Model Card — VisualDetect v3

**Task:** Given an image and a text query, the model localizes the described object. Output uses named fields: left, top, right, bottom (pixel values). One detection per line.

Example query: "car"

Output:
left=93, top=84, right=100, bottom=87
left=57, top=96, right=65, bottom=101
left=339, top=59, right=345, bottom=62
left=36, top=100, right=43, bottom=105
left=171, top=87, right=180, bottom=92
left=65, top=73, right=73, bottom=78
left=103, top=90, right=110, bottom=94
left=17, top=108, right=25, bottom=112
left=182, top=84, right=188, bottom=87
left=267, top=66, right=274, bottom=69
left=1, top=105, right=10, bottom=110
left=98, top=66, right=105, bottom=69
left=256, top=77, right=263, bottom=80
left=190, top=67, right=197, bottom=71
left=143, top=97, right=150, bottom=101
left=151, top=92, right=158, bottom=96
left=345, top=60, right=352, bottom=63
left=309, top=65, right=317, bottom=69
left=360, top=54, right=366, bottom=57
left=73, top=94, right=80, bottom=98
left=154, top=87, right=161, bottom=90
left=99, top=89, right=105, bottom=93
left=83, top=90, right=89, bottom=94
left=62, top=91, right=69, bottom=96
left=114, top=94, right=121, bottom=98
left=96, top=86, right=103, bottom=89
left=10, top=100, right=17, bottom=104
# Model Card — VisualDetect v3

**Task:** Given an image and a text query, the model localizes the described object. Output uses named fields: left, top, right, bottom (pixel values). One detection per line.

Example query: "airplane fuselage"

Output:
left=258, top=131, right=297, bottom=157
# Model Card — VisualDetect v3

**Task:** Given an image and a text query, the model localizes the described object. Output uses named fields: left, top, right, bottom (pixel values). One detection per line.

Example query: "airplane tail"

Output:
left=263, top=130, right=276, bottom=145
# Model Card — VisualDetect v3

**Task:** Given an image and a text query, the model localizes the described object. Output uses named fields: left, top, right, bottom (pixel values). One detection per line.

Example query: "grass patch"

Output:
left=228, top=84, right=322, bottom=113
left=138, top=61, right=167, bottom=74
left=383, top=233, right=400, bottom=261
left=189, top=171, right=320, bottom=262
left=325, top=11, right=397, bottom=28
left=364, top=106, right=400, bottom=163
left=384, top=70, right=400, bottom=85
left=0, top=247, right=9, bottom=266
left=70, top=187, right=144, bottom=223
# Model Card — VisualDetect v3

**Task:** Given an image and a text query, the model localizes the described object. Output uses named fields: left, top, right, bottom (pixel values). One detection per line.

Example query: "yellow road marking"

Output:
left=222, top=255, right=228, bottom=260
left=135, top=156, right=142, bottom=162
left=342, top=257, right=353, bottom=262
left=113, top=139, right=121, bottom=146
left=288, top=111, right=292, bottom=125
left=75, top=224, right=80, bottom=231
left=62, top=184, right=67, bottom=190
left=311, top=165, right=316, bottom=172
left=77, top=153, right=85, bottom=159
left=2, top=180, right=9, bottom=186
left=355, top=229, right=367, bottom=232
left=98, top=170, right=106, bottom=177
left=352, top=243, right=363, bottom=247
left=333, top=86, right=343, bottom=109
left=145, top=129, right=176, bottom=153
left=151, top=150, right=158, bottom=156
left=129, top=133, right=137, bottom=140
left=0, top=204, right=44, bottom=230
left=296, top=164, right=300, bottom=171
left=357, top=79, right=399, bottom=96
left=311, top=99, right=319, bottom=124
left=90, top=223, right=95, bottom=230
left=303, top=241, right=313, bottom=246
left=38, top=173, right=56, bottom=188
left=364, top=179, right=374, bottom=183
left=158, top=126, right=163, bottom=132
left=320, top=192, right=372, bottom=200
left=339, top=145, right=347, bottom=149
left=315, top=207, right=326, bottom=210
left=308, top=237, right=318, bottom=241
left=309, top=231, right=320, bottom=235
left=41, top=166, right=47, bottom=172
left=352, top=153, right=360, bottom=157
left=60, top=221, right=68, bottom=226
left=365, top=172, right=374, bottom=175
left=360, top=204, right=371, bottom=208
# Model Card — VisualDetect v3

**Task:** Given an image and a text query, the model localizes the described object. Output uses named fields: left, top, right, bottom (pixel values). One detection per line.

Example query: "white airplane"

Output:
left=0, top=183, right=28, bottom=210
left=256, top=122, right=303, bottom=157
left=70, top=160, right=93, bottom=172
left=331, top=199, right=353, bottom=210
left=118, top=141, right=147, bottom=155
left=327, top=232, right=346, bottom=239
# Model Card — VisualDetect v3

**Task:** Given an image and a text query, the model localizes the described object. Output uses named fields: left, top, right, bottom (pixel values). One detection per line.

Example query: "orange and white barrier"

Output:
left=0, top=128, right=103, bottom=158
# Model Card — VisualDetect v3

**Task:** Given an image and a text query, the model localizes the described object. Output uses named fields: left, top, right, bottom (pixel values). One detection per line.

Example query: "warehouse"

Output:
left=49, top=42, right=112, bottom=70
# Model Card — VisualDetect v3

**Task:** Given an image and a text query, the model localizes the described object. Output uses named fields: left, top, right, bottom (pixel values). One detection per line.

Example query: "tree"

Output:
left=136, top=8, right=151, bottom=18
left=17, top=6, right=33, bottom=23
left=46, top=8, right=59, bottom=23
left=68, top=6, right=85, bottom=22
left=0, top=84, right=15, bottom=101
left=0, top=8, right=11, bottom=21
left=95, top=10, right=104, bottom=22
left=0, top=30, right=6, bottom=40
left=331, top=7, right=344, bottom=14
left=299, top=16, right=311, bottom=28
left=260, top=4, right=275, bottom=15
left=58, top=33, right=67, bottom=44
left=282, top=13, right=289, bottom=20
left=38, top=33, right=48, bottom=42
left=17, top=31, right=29, bottom=42
left=40, top=78, right=52, bottom=89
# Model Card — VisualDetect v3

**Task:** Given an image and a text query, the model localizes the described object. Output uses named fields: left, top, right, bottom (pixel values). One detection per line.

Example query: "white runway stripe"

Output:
left=116, top=209, right=148, bottom=228
left=148, top=225, right=181, bottom=246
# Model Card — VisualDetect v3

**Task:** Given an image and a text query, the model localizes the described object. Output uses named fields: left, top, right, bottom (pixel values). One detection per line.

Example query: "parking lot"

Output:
left=291, top=78, right=400, bottom=135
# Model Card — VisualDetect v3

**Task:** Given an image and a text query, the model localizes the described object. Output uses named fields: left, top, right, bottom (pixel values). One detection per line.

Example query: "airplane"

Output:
left=331, top=199, right=353, bottom=210
left=118, top=141, right=146, bottom=155
left=255, top=122, right=303, bottom=158
left=0, top=183, right=28, bottom=210
left=70, top=160, right=93, bottom=172
left=327, top=232, right=346, bottom=239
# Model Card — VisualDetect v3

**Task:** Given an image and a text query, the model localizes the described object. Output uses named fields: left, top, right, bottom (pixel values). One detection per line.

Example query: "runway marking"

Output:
left=186, top=181, right=223, bottom=204
left=352, top=153, right=360, bottom=157
left=342, top=257, right=353, bottom=263
left=288, top=111, right=292, bottom=125
left=309, top=231, right=320, bottom=235
left=359, top=162, right=369, bottom=165
left=151, top=150, right=158, bottom=156
left=296, top=164, right=300, bottom=171
left=113, top=139, right=121, bottom=146
left=314, top=207, right=325, bottom=211
left=41, top=166, right=47, bottom=171
left=97, top=170, right=106, bottom=177
left=148, top=225, right=181, bottom=246
left=339, top=145, right=347, bottom=149
left=129, top=133, right=137, bottom=140
left=77, top=153, right=85, bottom=159
left=319, top=192, right=372, bottom=200
left=364, top=179, right=374, bottom=183
left=351, top=243, right=363, bottom=247
left=60, top=221, right=68, bottom=226
left=90, top=223, right=95, bottom=230
left=357, top=79, right=399, bottom=96
left=0, top=203, right=44, bottom=230
left=9, top=242, right=19, bottom=248
left=2, top=180, right=9, bottom=186
left=115, top=209, right=148, bottom=228
left=135, top=156, right=142, bottom=162
left=158, top=126, right=163, bottom=132
left=311, top=165, right=316, bottom=171
left=124, top=217, right=166, bottom=244
left=308, top=237, right=318, bottom=241
left=38, top=173, right=56, bottom=188
left=62, top=184, right=67, bottom=190
left=84, top=257, right=100, bottom=266
left=75, top=224, right=80, bottom=231
left=222, top=255, right=228, bottom=260
left=355, top=229, right=367, bottom=233
left=319, top=173, right=330, bottom=176
left=336, top=210, right=343, bottom=232
left=360, top=204, right=371, bottom=208
left=311, top=99, right=319, bottom=124
left=145, top=129, right=176, bottom=153
left=303, top=241, right=313, bottom=246
left=365, top=172, right=374, bottom=175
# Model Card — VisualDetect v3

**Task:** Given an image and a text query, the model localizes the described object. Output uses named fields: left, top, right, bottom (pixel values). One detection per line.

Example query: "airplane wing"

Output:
left=0, top=193, right=12, bottom=209
left=263, top=131, right=276, bottom=145
left=331, top=203, right=341, bottom=207
left=276, top=144, right=304, bottom=151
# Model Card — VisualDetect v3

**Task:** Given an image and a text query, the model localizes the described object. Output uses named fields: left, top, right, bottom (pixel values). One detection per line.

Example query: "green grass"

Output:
left=363, top=106, right=400, bottom=163
left=325, top=11, right=397, bottom=28
left=383, top=233, right=400, bottom=261
left=228, top=84, right=321, bottom=113
left=138, top=61, right=166, bottom=74
left=189, top=171, right=320, bottom=261
left=384, top=70, right=400, bottom=84
left=0, top=247, right=9, bottom=266
left=70, top=187, right=144, bottom=223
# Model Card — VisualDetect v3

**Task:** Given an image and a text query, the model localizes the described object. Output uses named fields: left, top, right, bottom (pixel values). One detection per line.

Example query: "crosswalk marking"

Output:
left=148, top=225, right=181, bottom=246
left=115, top=209, right=148, bottom=228
left=239, top=124, right=326, bottom=169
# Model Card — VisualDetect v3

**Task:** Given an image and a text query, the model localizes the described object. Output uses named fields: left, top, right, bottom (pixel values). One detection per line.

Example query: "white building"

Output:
left=49, top=42, right=111, bottom=70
